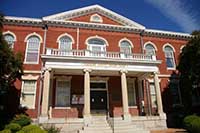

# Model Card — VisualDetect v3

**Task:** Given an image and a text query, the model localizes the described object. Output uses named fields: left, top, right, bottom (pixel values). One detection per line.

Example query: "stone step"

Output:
left=84, top=126, right=111, bottom=130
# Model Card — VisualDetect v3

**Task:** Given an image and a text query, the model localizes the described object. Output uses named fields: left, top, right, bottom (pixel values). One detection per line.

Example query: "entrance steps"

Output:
left=79, top=116, right=150, bottom=133
left=79, top=115, right=112, bottom=133
left=111, top=118, right=149, bottom=133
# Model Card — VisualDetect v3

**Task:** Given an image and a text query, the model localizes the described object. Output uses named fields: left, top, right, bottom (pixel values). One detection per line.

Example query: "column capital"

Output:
left=153, top=71, right=160, bottom=75
left=83, top=68, right=92, bottom=73
left=120, top=69, right=128, bottom=74
left=43, top=67, right=52, bottom=73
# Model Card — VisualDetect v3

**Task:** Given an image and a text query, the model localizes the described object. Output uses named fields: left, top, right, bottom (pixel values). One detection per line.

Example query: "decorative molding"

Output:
left=24, top=70, right=41, bottom=74
left=90, top=14, right=103, bottom=23
left=3, top=31, right=17, bottom=41
left=85, top=35, right=109, bottom=46
left=42, top=4, right=145, bottom=29
left=56, top=33, right=75, bottom=43
left=22, top=74, right=39, bottom=80
left=83, top=69, right=92, bottom=73
left=162, top=43, right=176, bottom=52
left=143, top=41, right=158, bottom=51
left=24, top=32, right=43, bottom=43
left=118, top=37, right=133, bottom=48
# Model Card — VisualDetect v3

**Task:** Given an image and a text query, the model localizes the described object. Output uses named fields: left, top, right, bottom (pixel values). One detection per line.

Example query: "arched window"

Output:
left=145, top=44, right=156, bottom=55
left=25, top=36, right=40, bottom=63
left=164, top=45, right=175, bottom=68
left=120, top=40, right=132, bottom=58
left=87, top=38, right=106, bottom=52
left=4, top=34, right=15, bottom=48
left=59, top=36, right=72, bottom=50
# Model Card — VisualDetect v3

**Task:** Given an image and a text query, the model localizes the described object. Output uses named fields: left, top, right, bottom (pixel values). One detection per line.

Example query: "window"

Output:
left=127, top=79, right=136, bottom=106
left=56, top=80, right=71, bottom=107
left=145, top=44, right=156, bottom=55
left=4, top=34, right=15, bottom=48
left=21, top=80, right=36, bottom=109
left=25, top=36, right=40, bottom=63
left=90, top=14, right=103, bottom=23
left=120, top=40, right=132, bottom=58
left=59, top=36, right=72, bottom=50
left=164, top=46, right=175, bottom=68
left=87, top=38, right=106, bottom=56
left=149, top=83, right=157, bottom=107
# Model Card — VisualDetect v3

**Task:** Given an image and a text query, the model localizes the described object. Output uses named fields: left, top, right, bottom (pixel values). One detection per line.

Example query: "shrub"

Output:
left=184, top=115, right=200, bottom=133
left=11, top=114, right=31, bottom=127
left=21, top=125, right=47, bottom=133
left=43, top=125, right=60, bottom=133
left=5, top=123, right=21, bottom=132
left=190, top=118, right=200, bottom=133
left=0, top=129, right=11, bottom=133
left=16, top=131, right=25, bottom=133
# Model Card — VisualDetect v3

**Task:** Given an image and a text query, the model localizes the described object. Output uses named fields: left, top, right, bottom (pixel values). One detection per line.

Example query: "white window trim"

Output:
left=118, top=37, right=133, bottom=48
left=180, top=45, right=185, bottom=53
left=85, top=35, right=109, bottom=46
left=163, top=43, right=176, bottom=70
left=24, top=36, right=41, bottom=64
left=143, top=41, right=158, bottom=51
left=24, top=32, right=43, bottom=43
left=20, top=80, right=37, bottom=109
left=56, top=33, right=75, bottom=44
left=55, top=77, right=71, bottom=108
left=3, top=31, right=17, bottom=41
left=90, top=14, right=103, bottom=23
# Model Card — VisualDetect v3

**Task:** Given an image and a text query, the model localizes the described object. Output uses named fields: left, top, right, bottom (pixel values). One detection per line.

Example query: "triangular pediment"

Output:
left=43, top=5, right=145, bottom=29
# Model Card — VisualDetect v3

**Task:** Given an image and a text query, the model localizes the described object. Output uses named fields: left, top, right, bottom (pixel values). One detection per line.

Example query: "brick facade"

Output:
left=2, top=5, right=190, bottom=120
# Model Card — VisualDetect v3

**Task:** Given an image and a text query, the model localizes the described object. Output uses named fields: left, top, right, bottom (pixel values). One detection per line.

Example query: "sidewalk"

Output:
left=151, top=128, right=187, bottom=133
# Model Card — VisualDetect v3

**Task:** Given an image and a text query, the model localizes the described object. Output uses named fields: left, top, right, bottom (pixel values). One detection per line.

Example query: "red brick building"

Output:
left=2, top=5, right=191, bottom=130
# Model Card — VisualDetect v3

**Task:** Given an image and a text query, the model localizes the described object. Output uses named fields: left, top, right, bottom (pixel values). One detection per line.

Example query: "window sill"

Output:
left=167, top=67, right=176, bottom=70
left=54, top=107, right=71, bottom=109
left=129, top=106, right=137, bottom=108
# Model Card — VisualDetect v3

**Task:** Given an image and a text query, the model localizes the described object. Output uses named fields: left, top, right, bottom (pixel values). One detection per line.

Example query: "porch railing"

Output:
left=46, top=48, right=156, bottom=61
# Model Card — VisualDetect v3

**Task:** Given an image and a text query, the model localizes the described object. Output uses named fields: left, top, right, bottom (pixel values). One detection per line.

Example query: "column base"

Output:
left=123, top=113, right=131, bottom=122
left=83, top=114, right=92, bottom=126
left=39, top=115, right=49, bottom=123
left=159, top=112, right=167, bottom=119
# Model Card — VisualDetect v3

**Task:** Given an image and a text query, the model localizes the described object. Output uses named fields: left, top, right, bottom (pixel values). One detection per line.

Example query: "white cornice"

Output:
left=42, top=4, right=145, bottom=29
left=5, top=16, right=42, bottom=22
left=144, top=29, right=192, bottom=39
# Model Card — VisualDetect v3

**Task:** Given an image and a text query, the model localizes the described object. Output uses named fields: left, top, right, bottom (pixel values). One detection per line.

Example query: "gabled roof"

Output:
left=42, top=4, right=145, bottom=29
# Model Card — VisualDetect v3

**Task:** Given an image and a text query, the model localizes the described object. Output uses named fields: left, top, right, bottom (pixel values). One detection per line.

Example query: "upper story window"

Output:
left=87, top=38, right=107, bottom=52
left=119, top=40, right=133, bottom=58
left=163, top=45, right=175, bottom=69
left=59, top=36, right=73, bottom=51
left=144, top=43, right=156, bottom=55
left=3, top=32, right=16, bottom=48
left=25, top=36, right=40, bottom=64
left=90, top=14, right=103, bottom=23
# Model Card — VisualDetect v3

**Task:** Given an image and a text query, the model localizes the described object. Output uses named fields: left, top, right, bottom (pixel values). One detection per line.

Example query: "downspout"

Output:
left=140, top=30, right=145, bottom=54
left=76, top=27, right=79, bottom=50
left=37, top=23, right=48, bottom=123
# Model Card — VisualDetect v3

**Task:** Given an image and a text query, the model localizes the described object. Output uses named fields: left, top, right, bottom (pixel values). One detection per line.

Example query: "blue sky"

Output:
left=0, top=0, right=199, bottom=33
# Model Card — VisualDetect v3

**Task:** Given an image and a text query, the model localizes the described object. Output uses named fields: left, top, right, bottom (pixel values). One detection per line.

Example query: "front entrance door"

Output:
left=91, top=90, right=107, bottom=110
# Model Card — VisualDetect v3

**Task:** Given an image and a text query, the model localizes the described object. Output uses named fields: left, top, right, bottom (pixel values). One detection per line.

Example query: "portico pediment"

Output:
left=42, top=5, right=145, bottom=29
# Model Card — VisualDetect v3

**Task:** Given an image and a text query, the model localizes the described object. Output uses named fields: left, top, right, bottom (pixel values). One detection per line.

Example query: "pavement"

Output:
left=151, top=128, right=187, bottom=133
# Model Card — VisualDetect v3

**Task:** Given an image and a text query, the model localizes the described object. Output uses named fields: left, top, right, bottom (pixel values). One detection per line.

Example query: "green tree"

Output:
left=177, top=30, right=200, bottom=114
left=0, top=14, right=23, bottom=129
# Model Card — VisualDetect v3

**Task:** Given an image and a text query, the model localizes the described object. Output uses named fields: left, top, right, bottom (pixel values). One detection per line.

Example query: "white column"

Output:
left=40, top=68, right=51, bottom=122
left=120, top=70, right=131, bottom=121
left=154, top=72, right=164, bottom=116
left=83, top=69, right=92, bottom=125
